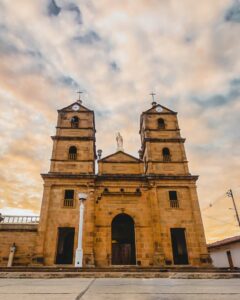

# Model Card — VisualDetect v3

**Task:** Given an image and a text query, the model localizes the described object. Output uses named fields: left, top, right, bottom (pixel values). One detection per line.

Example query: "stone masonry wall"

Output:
left=0, top=224, right=37, bottom=266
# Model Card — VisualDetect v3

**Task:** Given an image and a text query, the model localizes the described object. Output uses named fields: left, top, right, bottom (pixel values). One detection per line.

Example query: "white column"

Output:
left=75, top=201, right=85, bottom=267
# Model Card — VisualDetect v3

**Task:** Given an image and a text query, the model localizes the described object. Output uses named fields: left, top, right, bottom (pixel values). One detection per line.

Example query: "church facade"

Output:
left=0, top=100, right=211, bottom=267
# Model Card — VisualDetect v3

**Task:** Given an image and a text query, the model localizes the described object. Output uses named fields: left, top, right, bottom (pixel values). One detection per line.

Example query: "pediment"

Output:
left=100, top=151, right=141, bottom=163
left=144, top=104, right=176, bottom=114
left=58, top=101, right=92, bottom=113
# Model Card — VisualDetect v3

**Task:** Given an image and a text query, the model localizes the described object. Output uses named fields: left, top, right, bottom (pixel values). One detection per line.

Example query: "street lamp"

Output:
left=97, top=149, right=102, bottom=160
left=75, top=192, right=88, bottom=267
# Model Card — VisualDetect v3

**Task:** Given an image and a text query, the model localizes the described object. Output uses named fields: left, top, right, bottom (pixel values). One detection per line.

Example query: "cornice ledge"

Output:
left=96, top=174, right=147, bottom=181
left=144, top=138, right=186, bottom=143
left=146, top=174, right=199, bottom=181
left=41, top=173, right=96, bottom=179
left=41, top=173, right=198, bottom=181
left=51, top=136, right=95, bottom=141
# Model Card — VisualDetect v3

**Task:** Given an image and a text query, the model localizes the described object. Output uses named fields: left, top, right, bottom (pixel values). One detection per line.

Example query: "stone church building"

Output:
left=0, top=99, right=210, bottom=267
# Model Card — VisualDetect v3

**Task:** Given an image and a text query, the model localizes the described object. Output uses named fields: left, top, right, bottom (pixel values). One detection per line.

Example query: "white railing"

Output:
left=0, top=215, right=40, bottom=224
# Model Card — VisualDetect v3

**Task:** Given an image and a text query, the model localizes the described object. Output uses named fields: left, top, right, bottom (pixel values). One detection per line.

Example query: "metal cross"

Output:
left=77, top=90, right=83, bottom=103
left=150, top=92, right=157, bottom=105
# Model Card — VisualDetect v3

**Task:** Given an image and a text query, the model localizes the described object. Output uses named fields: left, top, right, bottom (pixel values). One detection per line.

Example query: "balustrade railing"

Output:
left=0, top=215, right=40, bottom=224
left=163, top=155, right=171, bottom=162
left=170, top=200, right=180, bottom=208
left=68, top=153, right=77, bottom=160
left=63, top=198, right=74, bottom=207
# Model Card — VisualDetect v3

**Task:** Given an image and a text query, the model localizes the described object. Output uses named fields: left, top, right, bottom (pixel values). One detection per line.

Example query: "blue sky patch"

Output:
left=74, top=31, right=101, bottom=44
left=48, top=0, right=61, bottom=17
left=225, top=0, right=240, bottom=23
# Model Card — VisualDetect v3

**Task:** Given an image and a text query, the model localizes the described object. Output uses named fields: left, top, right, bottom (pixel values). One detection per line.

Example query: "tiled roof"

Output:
left=208, top=235, right=240, bottom=249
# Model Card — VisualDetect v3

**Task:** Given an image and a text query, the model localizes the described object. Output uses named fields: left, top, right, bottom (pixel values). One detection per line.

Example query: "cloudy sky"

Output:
left=0, top=0, right=240, bottom=242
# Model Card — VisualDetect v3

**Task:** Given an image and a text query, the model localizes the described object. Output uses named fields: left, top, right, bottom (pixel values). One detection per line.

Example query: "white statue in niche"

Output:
left=116, top=132, right=124, bottom=152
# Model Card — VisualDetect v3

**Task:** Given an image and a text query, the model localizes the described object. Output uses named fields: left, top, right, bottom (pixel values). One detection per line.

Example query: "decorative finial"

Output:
left=150, top=92, right=157, bottom=106
left=77, top=90, right=83, bottom=104
left=116, top=132, right=124, bottom=152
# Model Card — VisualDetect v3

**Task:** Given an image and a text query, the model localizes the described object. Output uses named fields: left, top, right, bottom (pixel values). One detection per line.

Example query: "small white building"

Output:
left=208, top=235, right=240, bottom=268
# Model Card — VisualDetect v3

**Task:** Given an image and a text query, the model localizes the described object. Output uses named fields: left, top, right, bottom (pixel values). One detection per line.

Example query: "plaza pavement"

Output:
left=0, top=278, right=240, bottom=300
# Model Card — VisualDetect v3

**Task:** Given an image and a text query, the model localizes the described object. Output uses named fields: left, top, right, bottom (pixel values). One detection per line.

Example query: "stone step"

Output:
left=0, top=271, right=240, bottom=279
left=0, top=266, right=239, bottom=273
left=0, top=267, right=167, bottom=272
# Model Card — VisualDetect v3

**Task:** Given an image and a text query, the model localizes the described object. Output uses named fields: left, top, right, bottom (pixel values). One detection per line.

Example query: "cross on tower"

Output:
left=150, top=92, right=157, bottom=106
left=77, top=90, right=83, bottom=104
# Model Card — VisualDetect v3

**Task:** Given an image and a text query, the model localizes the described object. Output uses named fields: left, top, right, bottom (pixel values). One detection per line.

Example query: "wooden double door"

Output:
left=171, top=228, right=189, bottom=265
left=55, top=227, right=75, bottom=264
left=111, top=214, right=136, bottom=265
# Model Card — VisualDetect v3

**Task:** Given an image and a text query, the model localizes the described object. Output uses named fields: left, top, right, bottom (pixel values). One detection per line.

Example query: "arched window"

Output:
left=71, top=116, right=79, bottom=128
left=68, top=146, right=77, bottom=160
left=162, top=147, right=171, bottom=162
left=158, top=118, right=165, bottom=129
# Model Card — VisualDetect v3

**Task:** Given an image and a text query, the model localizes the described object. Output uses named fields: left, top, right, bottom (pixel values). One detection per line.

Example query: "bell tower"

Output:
left=140, top=101, right=189, bottom=175
left=50, top=100, right=96, bottom=174
left=35, top=99, right=96, bottom=266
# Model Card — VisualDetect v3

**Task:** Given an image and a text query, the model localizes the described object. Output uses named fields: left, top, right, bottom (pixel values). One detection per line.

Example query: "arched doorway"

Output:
left=111, top=213, right=136, bottom=265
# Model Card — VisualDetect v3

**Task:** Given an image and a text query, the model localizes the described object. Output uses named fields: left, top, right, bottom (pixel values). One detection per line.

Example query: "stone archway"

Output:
left=111, top=213, right=136, bottom=265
